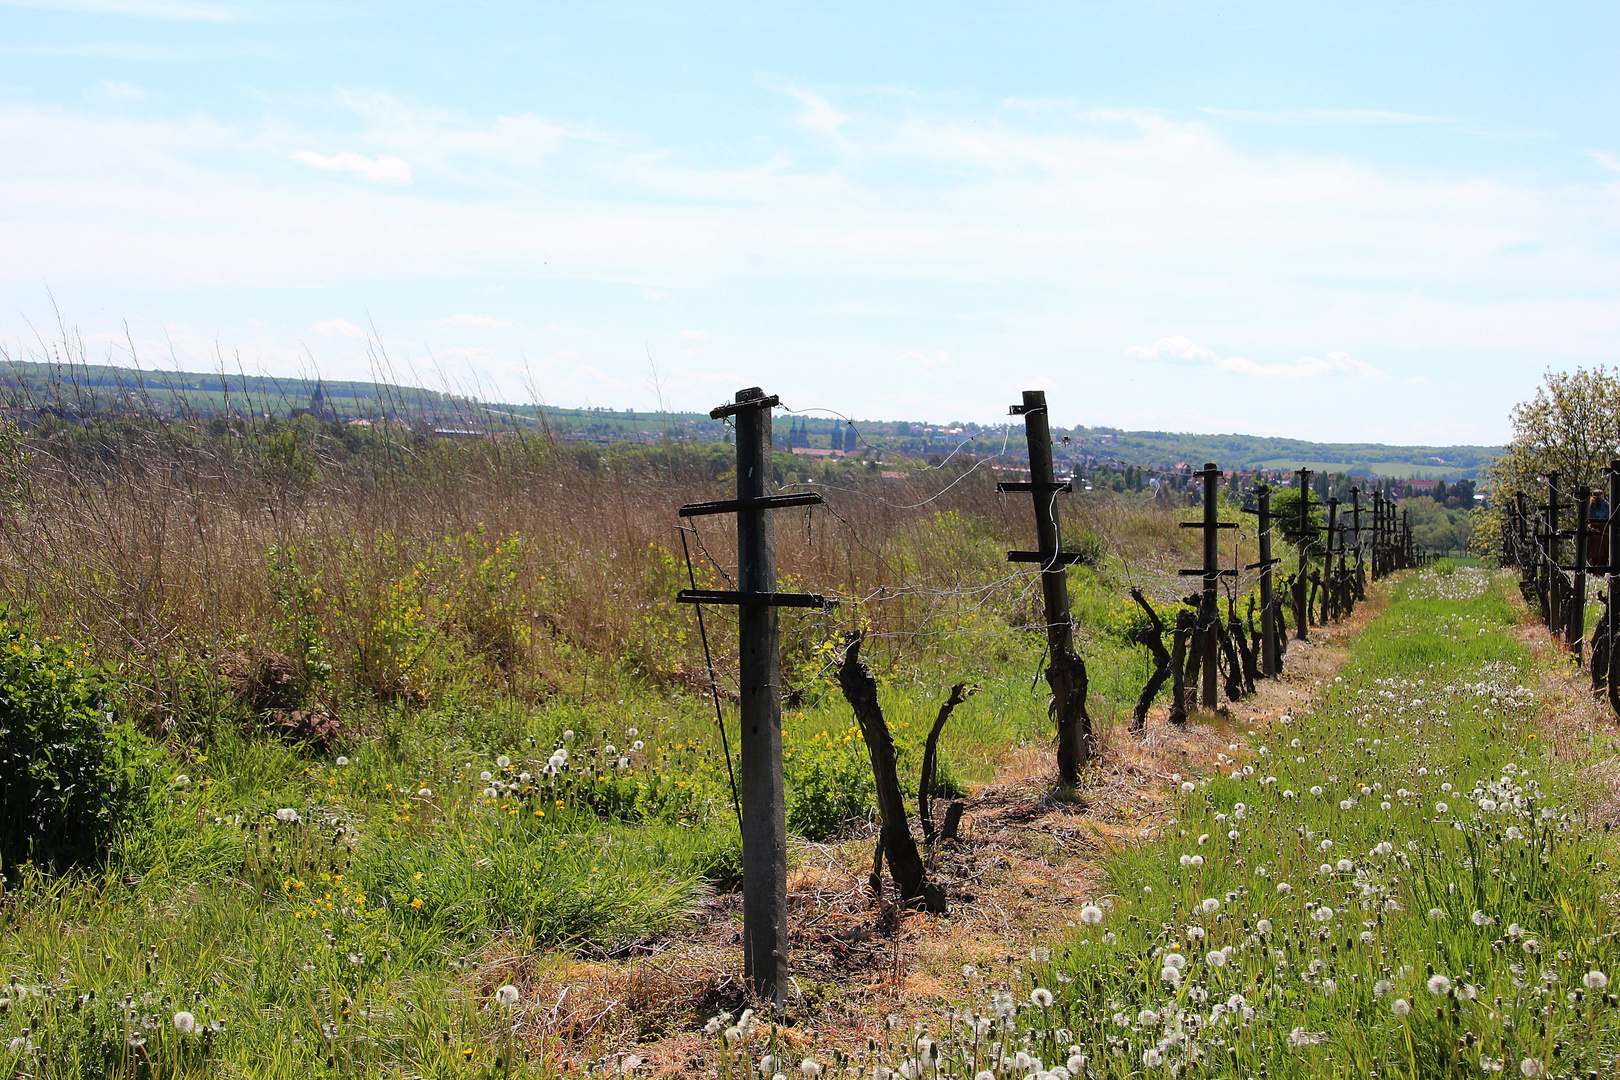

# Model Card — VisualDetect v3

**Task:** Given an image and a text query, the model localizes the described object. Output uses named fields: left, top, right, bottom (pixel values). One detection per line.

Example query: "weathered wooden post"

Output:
left=1351, top=486, right=1366, bottom=599
left=1609, top=462, right=1620, bottom=712
left=1572, top=484, right=1590, bottom=658
left=1293, top=467, right=1313, bottom=639
left=1515, top=491, right=1531, bottom=582
left=1255, top=485, right=1279, bottom=676
left=732, top=391, right=782, bottom=1000
left=1548, top=473, right=1562, bottom=637
left=1200, top=464, right=1220, bottom=706
left=675, top=387, right=832, bottom=1005
left=1001, top=390, right=1091, bottom=786
left=1322, top=498, right=1339, bottom=624
left=1178, top=464, right=1236, bottom=705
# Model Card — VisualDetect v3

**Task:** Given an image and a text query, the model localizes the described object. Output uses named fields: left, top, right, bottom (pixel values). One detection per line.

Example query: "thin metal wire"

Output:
left=677, top=525, right=743, bottom=835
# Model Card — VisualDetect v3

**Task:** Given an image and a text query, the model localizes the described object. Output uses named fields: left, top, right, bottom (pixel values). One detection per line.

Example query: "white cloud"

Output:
left=0, top=0, right=233, bottom=18
left=440, top=313, right=513, bottom=328
left=312, top=319, right=367, bottom=339
left=1128, top=337, right=1383, bottom=379
left=1125, top=336, right=1219, bottom=364
left=290, top=150, right=412, bottom=185
left=3, top=41, right=186, bottom=58
left=678, top=329, right=708, bottom=339
left=790, top=89, right=851, bottom=138
left=2, top=91, right=1616, bottom=438
left=88, top=80, right=145, bottom=104
left=1406, top=374, right=1432, bottom=385
left=1196, top=107, right=1446, bottom=126
left=1592, top=151, right=1620, bottom=174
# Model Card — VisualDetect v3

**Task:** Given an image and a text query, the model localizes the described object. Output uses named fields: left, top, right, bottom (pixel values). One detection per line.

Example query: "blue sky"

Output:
left=2, top=1, right=1616, bottom=443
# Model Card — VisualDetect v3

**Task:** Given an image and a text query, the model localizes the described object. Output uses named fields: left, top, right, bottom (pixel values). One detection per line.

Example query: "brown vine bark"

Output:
left=1128, top=588, right=1172, bottom=732
left=837, top=633, right=946, bottom=913
left=919, top=683, right=973, bottom=842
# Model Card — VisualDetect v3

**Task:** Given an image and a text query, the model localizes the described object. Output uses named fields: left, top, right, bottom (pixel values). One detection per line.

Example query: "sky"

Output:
left=1, top=1, right=1617, bottom=444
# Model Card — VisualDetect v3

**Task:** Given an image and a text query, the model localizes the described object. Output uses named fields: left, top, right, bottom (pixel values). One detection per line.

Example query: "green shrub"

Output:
left=0, top=613, right=141, bottom=873
left=786, top=728, right=874, bottom=840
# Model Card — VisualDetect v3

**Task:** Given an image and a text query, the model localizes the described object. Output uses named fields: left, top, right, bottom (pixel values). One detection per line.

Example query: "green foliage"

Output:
left=786, top=723, right=876, bottom=840
left=267, top=545, right=332, bottom=699
left=1403, top=495, right=1476, bottom=555
left=1268, top=486, right=1323, bottom=543
left=0, top=613, right=146, bottom=874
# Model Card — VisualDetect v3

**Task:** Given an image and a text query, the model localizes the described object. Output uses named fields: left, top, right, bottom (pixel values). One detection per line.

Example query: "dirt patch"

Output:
left=486, top=594, right=1389, bottom=1073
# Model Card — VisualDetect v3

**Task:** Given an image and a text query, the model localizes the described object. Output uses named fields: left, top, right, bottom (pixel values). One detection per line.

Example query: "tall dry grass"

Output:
left=0, top=370, right=1231, bottom=728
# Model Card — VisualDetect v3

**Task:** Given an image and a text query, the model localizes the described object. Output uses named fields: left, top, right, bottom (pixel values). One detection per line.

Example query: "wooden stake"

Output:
left=1200, top=463, right=1219, bottom=708
left=734, top=387, right=787, bottom=1004
left=1009, top=390, right=1091, bottom=785
left=1257, top=484, right=1279, bottom=677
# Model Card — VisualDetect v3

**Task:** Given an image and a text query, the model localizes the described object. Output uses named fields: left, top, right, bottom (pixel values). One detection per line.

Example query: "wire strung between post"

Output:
left=677, top=525, right=744, bottom=835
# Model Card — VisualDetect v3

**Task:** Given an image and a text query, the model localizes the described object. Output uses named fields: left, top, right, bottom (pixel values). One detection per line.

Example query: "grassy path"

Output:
left=710, top=567, right=1620, bottom=1080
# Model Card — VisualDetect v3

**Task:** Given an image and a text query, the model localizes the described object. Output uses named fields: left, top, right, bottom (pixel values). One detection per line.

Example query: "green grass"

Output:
left=0, top=496, right=1272, bottom=1077
left=0, top=578, right=1155, bottom=1075
left=699, top=567, right=1620, bottom=1079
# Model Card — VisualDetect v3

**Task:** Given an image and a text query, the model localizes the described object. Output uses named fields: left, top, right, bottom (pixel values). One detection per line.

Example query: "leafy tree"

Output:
left=1268, top=487, right=1323, bottom=544
left=1477, top=366, right=1620, bottom=558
